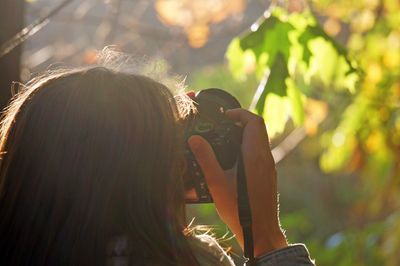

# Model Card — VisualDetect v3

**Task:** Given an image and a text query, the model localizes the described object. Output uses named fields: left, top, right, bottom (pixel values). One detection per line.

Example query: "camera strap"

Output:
left=236, top=152, right=255, bottom=265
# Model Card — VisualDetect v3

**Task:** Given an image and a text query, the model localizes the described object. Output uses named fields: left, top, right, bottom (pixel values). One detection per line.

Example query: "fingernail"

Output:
left=225, top=109, right=234, bottom=116
left=186, top=91, right=196, bottom=99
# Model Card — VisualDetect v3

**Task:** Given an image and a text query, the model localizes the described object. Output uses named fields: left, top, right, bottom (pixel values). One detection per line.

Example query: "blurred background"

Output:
left=1, top=0, right=399, bottom=265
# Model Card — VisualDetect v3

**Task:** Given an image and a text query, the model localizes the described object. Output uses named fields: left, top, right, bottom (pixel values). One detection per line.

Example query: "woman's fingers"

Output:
left=226, top=108, right=274, bottom=163
left=187, top=136, right=232, bottom=204
left=188, top=135, right=242, bottom=243
left=225, top=108, right=262, bottom=125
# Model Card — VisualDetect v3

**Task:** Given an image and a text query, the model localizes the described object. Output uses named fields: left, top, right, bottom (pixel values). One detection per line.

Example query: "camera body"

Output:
left=184, top=88, right=242, bottom=203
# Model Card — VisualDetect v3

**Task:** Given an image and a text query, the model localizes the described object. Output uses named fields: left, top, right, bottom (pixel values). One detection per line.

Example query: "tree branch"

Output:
left=272, top=127, right=306, bottom=164
left=0, top=0, right=74, bottom=58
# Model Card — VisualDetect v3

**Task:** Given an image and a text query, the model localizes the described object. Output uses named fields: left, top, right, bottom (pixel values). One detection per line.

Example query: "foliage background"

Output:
left=191, top=1, right=399, bottom=265
left=7, top=0, right=400, bottom=265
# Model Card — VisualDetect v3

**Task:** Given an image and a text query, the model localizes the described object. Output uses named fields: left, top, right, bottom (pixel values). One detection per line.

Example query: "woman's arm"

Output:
left=188, top=108, right=315, bottom=265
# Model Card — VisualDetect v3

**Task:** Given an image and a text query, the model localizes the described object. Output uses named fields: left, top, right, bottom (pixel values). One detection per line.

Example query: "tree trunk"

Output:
left=0, top=0, right=24, bottom=110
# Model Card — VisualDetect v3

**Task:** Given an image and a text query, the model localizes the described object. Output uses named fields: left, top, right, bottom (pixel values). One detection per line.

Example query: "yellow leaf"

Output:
left=303, top=98, right=328, bottom=136
left=155, top=0, right=245, bottom=48
left=185, top=24, right=210, bottom=48
left=366, top=63, right=382, bottom=84
left=351, top=9, right=376, bottom=33
left=155, top=0, right=193, bottom=27
left=366, top=130, right=384, bottom=153
left=323, top=17, right=341, bottom=37
left=383, top=50, right=400, bottom=68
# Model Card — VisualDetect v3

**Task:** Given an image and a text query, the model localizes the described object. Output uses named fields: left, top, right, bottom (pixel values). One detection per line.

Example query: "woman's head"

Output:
left=0, top=66, right=197, bottom=265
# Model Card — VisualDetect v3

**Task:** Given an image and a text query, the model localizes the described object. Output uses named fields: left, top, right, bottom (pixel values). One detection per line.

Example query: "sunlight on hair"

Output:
left=96, top=46, right=196, bottom=119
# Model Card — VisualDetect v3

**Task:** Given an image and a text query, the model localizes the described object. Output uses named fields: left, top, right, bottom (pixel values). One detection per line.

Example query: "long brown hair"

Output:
left=0, top=65, right=227, bottom=265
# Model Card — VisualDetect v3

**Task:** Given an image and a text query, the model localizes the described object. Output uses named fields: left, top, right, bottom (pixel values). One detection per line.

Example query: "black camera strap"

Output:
left=236, top=151, right=255, bottom=265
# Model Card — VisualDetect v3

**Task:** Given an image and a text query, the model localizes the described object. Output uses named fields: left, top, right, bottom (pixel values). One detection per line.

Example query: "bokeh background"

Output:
left=1, top=0, right=400, bottom=265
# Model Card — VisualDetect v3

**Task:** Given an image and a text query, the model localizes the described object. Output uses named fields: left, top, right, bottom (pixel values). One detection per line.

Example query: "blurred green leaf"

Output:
left=226, top=38, right=256, bottom=81
left=240, top=16, right=294, bottom=63
left=287, top=78, right=305, bottom=125
left=222, top=1, right=400, bottom=265
left=264, top=53, right=289, bottom=96
left=226, top=7, right=358, bottom=138
left=307, top=24, right=357, bottom=74
left=263, top=93, right=288, bottom=136
left=298, top=28, right=314, bottom=67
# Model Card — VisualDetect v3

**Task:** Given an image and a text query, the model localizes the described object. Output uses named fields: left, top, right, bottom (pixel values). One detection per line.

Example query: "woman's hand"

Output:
left=188, top=108, right=288, bottom=257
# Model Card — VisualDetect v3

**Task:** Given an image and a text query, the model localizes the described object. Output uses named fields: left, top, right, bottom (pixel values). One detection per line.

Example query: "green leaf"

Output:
left=226, top=38, right=255, bottom=81
left=264, top=53, right=289, bottom=96
left=239, top=16, right=279, bottom=58
left=287, top=78, right=305, bottom=125
left=306, top=24, right=357, bottom=74
left=240, top=15, right=294, bottom=65
left=226, top=7, right=359, bottom=139
left=307, top=37, right=358, bottom=92
left=298, top=28, right=314, bottom=67
left=262, top=93, right=288, bottom=137
left=254, top=53, right=289, bottom=114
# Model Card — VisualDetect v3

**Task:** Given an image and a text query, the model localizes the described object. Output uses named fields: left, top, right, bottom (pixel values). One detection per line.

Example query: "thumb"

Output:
left=187, top=135, right=231, bottom=202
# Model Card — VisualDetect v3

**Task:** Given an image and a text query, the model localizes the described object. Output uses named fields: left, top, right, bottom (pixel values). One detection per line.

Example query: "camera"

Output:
left=184, top=88, right=242, bottom=203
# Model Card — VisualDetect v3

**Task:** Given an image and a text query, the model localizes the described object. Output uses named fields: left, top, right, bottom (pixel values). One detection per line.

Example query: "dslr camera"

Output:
left=183, top=89, right=242, bottom=203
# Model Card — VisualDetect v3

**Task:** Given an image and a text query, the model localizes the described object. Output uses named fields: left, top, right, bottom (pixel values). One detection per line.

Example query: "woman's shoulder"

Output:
left=188, top=233, right=235, bottom=266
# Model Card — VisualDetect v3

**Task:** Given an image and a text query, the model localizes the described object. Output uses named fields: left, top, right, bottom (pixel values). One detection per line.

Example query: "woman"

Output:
left=0, top=63, right=314, bottom=265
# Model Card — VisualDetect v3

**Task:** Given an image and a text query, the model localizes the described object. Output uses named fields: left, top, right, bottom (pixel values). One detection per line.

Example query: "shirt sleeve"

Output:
left=252, top=244, right=315, bottom=266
